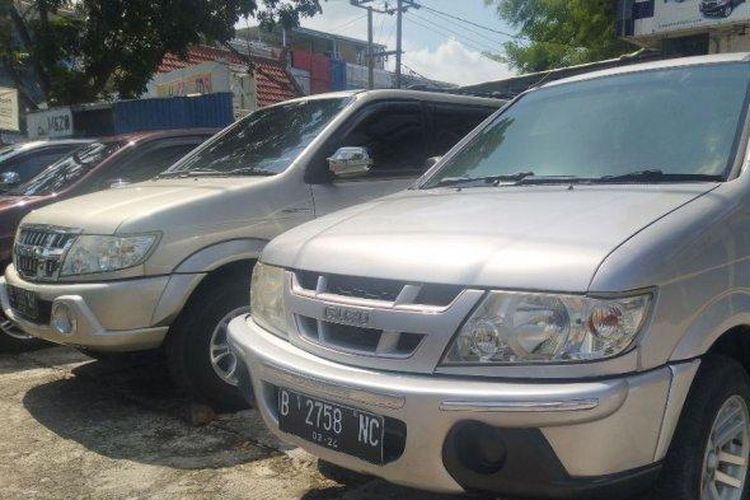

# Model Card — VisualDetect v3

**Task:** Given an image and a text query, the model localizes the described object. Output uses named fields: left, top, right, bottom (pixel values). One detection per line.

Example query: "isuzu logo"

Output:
left=323, top=305, right=371, bottom=326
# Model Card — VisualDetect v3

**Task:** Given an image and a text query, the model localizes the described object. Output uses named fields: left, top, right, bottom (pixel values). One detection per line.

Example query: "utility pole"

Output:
left=350, top=0, right=416, bottom=89
left=367, top=6, right=374, bottom=89
left=395, top=0, right=403, bottom=88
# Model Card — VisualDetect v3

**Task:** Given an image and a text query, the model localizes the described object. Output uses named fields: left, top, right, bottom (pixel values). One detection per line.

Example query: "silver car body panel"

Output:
left=228, top=315, right=698, bottom=488
left=225, top=54, right=750, bottom=493
left=6, top=90, right=502, bottom=349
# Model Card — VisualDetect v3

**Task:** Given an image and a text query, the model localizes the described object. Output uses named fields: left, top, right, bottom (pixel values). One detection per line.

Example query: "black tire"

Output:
left=652, top=354, right=750, bottom=499
left=165, top=270, right=250, bottom=413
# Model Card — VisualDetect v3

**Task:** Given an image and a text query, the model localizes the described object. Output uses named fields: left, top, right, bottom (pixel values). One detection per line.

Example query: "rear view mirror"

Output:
left=425, top=156, right=442, bottom=169
left=0, top=171, right=21, bottom=187
left=327, top=147, right=373, bottom=178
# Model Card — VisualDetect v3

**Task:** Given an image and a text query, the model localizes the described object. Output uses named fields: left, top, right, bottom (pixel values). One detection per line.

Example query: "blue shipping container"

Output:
left=112, top=93, right=234, bottom=134
left=330, top=59, right=347, bottom=92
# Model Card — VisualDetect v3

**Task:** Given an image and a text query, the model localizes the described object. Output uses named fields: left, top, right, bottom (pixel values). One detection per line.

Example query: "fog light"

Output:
left=51, top=303, right=76, bottom=336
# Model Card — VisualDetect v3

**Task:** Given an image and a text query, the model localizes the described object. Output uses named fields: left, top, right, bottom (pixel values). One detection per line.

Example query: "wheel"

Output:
left=653, top=355, right=750, bottom=499
left=0, top=315, right=47, bottom=353
left=165, top=271, right=251, bottom=413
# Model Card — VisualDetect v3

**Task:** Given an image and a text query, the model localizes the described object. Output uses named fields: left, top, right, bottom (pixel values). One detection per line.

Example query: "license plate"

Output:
left=277, top=388, right=385, bottom=464
left=7, top=285, right=38, bottom=320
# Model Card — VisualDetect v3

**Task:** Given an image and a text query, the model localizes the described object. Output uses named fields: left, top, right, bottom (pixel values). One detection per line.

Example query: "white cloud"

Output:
left=403, top=38, right=515, bottom=86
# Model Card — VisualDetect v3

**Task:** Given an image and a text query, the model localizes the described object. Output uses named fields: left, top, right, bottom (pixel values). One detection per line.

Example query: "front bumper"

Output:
left=0, top=264, right=175, bottom=351
left=229, top=315, right=698, bottom=497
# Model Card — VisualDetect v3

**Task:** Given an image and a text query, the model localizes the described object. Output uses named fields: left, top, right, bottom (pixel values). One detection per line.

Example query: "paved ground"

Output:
left=0, top=346, right=460, bottom=500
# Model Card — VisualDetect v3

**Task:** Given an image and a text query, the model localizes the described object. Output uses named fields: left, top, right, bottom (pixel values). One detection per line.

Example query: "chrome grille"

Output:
left=13, top=225, right=81, bottom=281
left=289, top=271, right=465, bottom=358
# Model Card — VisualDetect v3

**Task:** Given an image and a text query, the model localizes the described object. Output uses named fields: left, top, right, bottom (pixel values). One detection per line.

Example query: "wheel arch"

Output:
left=150, top=239, right=266, bottom=327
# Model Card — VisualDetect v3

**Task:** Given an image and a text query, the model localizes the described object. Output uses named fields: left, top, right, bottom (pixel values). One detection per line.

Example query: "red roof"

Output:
left=158, top=46, right=300, bottom=108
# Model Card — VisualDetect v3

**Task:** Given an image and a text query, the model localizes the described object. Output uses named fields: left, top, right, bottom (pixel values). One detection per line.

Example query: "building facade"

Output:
left=618, top=0, right=750, bottom=56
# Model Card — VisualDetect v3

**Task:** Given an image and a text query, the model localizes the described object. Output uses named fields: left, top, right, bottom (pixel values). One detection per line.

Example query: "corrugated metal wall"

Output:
left=111, top=93, right=234, bottom=134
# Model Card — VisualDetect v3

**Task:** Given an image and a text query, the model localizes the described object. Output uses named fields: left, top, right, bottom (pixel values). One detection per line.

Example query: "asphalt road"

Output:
left=0, top=346, right=460, bottom=500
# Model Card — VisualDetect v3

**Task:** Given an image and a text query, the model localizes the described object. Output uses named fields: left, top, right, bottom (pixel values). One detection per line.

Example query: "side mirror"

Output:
left=109, top=178, right=131, bottom=189
left=327, top=147, right=373, bottom=178
left=425, top=156, right=442, bottom=169
left=0, top=171, right=21, bottom=187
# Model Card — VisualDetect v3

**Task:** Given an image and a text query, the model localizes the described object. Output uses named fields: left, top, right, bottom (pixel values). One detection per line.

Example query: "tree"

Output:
left=486, top=0, right=636, bottom=73
left=1, top=0, right=322, bottom=108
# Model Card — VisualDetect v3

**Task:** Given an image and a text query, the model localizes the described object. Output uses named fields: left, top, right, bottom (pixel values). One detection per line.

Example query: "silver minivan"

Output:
left=228, top=53, right=750, bottom=498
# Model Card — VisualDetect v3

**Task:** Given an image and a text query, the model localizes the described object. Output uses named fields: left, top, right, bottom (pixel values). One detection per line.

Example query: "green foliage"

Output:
left=1, top=0, right=322, bottom=107
left=486, top=0, right=635, bottom=73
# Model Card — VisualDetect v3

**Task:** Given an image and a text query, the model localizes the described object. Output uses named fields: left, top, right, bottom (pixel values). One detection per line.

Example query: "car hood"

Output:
left=20, top=177, right=267, bottom=234
left=263, top=184, right=718, bottom=293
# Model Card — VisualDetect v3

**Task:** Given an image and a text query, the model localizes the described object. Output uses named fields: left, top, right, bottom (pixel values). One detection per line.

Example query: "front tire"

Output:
left=654, top=355, right=750, bottom=499
left=165, top=271, right=251, bottom=413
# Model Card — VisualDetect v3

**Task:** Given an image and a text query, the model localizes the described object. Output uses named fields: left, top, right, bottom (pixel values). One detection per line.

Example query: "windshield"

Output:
left=7, top=141, right=124, bottom=196
left=164, top=97, right=351, bottom=176
left=423, top=63, right=750, bottom=188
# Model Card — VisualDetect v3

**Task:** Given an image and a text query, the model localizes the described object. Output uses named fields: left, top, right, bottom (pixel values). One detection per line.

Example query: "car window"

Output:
left=423, top=63, right=750, bottom=187
left=0, top=145, right=81, bottom=183
left=164, top=97, right=351, bottom=177
left=429, top=105, right=496, bottom=157
left=331, top=102, right=428, bottom=177
left=6, top=141, right=125, bottom=196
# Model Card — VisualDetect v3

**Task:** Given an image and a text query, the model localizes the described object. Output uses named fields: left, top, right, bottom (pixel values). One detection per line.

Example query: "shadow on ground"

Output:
left=22, top=355, right=279, bottom=470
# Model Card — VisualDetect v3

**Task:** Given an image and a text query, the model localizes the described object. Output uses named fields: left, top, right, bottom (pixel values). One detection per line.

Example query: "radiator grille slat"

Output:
left=291, top=271, right=461, bottom=357
left=14, top=226, right=79, bottom=281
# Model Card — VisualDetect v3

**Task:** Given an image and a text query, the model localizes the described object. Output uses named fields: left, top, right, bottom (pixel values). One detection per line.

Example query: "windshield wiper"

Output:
left=433, top=171, right=535, bottom=188
left=158, top=169, right=223, bottom=178
left=223, top=166, right=277, bottom=176
left=595, top=169, right=724, bottom=184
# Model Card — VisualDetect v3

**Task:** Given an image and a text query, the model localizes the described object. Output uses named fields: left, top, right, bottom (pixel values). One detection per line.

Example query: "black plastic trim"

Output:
left=442, top=420, right=660, bottom=499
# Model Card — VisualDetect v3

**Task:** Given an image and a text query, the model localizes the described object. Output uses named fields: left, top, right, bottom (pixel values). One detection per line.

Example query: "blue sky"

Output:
left=277, top=0, right=518, bottom=85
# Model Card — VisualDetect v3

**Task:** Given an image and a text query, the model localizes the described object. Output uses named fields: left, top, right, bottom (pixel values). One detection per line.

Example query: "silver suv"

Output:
left=0, top=90, right=501, bottom=410
left=228, top=54, right=750, bottom=498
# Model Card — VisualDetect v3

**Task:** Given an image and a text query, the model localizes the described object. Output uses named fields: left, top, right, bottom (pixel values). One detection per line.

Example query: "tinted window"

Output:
left=424, top=63, right=750, bottom=187
left=429, top=105, right=496, bottom=157
left=7, top=142, right=125, bottom=196
left=0, top=145, right=81, bottom=182
left=333, top=102, right=427, bottom=176
left=165, top=97, right=350, bottom=176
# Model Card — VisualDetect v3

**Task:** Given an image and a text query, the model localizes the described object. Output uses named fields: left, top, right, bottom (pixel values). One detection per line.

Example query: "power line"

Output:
left=405, top=15, right=498, bottom=55
left=410, top=11, right=502, bottom=53
left=417, top=2, right=522, bottom=39
left=417, top=9, right=505, bottom=47
left=329, top=13, right=368, bottom=32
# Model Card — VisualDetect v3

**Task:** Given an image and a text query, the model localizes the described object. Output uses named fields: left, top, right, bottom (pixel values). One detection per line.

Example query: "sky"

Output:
left=262, top=0, right=518, bottom=86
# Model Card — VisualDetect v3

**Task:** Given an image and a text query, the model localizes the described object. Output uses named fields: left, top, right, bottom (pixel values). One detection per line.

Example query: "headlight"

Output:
left=443, top=291, right=651, bottom=364
left=60, top=234, right=158, bottom=276
left=250, top=262, right=290, bottom=339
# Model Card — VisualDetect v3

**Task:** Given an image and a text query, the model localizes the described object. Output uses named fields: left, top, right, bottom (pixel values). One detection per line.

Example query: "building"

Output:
left=238, top=25, right=393, bottom=93
left=617, top=0, right=750, bottom=56
left=145, top=45, right=301, bottom=119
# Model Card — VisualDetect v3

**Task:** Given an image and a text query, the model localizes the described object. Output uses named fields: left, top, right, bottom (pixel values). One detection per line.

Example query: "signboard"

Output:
left=156, top=73, right=213, bottom=97
left=26, top=107, right=74, bottom=139
left=0, top=87, right=19, bottom=132
left=637, top=0, right=750, bottom=36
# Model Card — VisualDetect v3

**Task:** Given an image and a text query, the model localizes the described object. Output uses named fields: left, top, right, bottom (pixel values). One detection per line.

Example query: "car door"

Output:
left=307, top=100, right=429, bottom=216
